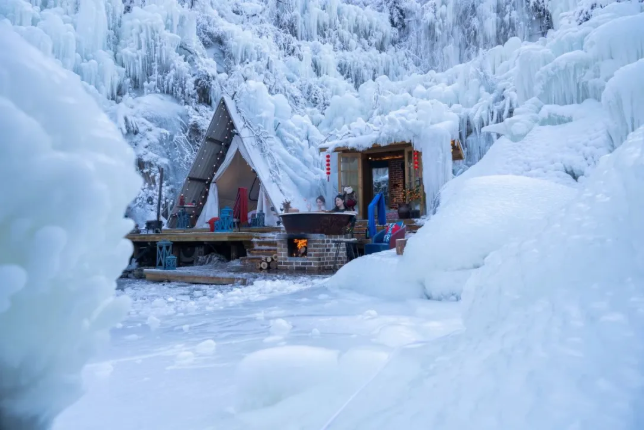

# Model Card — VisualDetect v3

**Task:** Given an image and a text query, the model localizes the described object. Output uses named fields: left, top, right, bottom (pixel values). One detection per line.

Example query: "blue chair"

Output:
left=367, top=193, right=387, bottom=239
left=251, top=210, right=265, bottom=227
left=215, top=206, right=234, bottom=232
left=364, top=221, right=406, bottom=255
left=176, top=208, right=190, bottom=229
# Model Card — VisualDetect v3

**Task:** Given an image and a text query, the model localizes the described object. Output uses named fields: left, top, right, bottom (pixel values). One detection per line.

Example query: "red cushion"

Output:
left=386, top=223, right=402, bottom=235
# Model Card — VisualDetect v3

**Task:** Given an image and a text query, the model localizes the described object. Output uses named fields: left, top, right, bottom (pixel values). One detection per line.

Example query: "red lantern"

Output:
left=325, top=153, right=331, bottom=182
left=413, top=151, right=419, bottom=170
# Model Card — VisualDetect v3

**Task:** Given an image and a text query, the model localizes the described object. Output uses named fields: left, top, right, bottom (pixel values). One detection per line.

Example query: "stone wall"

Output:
left=277, top=233, right=352, bottom=273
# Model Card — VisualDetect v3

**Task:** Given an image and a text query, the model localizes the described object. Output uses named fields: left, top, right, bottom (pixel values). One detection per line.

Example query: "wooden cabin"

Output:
left=320, top=140, right=464, bottom=218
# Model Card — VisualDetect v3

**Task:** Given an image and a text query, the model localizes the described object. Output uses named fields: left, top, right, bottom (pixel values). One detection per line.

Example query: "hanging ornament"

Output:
left=325, top=153, right=331, bottom=182
left=413, top=150, right=419, bottom=170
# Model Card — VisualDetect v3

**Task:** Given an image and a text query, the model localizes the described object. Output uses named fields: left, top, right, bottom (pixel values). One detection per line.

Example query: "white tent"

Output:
left=195, top=135, right=278, bottom=227
left=173, top=96, right=306, bottom=228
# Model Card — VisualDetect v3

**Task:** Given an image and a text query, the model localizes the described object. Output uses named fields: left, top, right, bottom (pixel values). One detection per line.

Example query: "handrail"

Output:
left=367, top=192, right=386, bottom=238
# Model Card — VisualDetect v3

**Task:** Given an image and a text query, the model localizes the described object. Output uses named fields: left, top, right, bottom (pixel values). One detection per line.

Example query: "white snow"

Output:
left=269, top=318, right=293, bottom=336
left=0, top=23, right=140, bottom=429
left=146, top=315, right=161, bottom=331
left=235, top=345, right=339, bottom=410
left=195, top=339, right=217, bottom=355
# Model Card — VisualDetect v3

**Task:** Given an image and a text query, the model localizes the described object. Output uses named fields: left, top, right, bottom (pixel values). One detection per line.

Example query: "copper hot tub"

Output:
left=279, top=212, right=356, bottom=235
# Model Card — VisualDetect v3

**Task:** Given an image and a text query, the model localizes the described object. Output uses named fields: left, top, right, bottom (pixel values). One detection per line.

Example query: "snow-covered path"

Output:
left=54, top=277, right=462, bottom=429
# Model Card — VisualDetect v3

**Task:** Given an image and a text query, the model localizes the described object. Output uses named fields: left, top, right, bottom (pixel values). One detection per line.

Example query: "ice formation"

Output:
left=0, top=24, right=140, bottom=429
left=1, top=0, right=573, bottom=222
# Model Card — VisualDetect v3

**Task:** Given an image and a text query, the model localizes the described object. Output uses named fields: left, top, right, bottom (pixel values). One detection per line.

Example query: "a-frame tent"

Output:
left=169, top=96, right=288, bottom=227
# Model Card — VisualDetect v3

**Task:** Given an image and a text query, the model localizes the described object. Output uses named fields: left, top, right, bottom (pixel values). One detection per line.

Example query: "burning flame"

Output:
left=292, top=239, right=308, bottom=257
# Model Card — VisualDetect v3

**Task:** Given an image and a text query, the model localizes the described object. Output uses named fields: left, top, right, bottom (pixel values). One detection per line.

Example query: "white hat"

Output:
left=343, top=186, right=353, bottom=194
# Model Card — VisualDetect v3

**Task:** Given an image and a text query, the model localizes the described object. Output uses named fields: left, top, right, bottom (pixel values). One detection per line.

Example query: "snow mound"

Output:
left=405, top=175, right=575, bottom=299
left=195, top=339, right=217, bottom=355
left=269, top=318, right=293, bottom=336
left=333, top=175, right=575, bottom=301
left=235, top=346, right=339, bottom=411
left=0, top=24, right=140, bottom=429
left=331, top=249, right=424, bottom=300
left=146, top=315, right=161, bottom=331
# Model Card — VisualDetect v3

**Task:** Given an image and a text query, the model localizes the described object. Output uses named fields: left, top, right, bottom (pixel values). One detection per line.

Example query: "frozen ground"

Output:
left=54, top=275, right=462, bottom=430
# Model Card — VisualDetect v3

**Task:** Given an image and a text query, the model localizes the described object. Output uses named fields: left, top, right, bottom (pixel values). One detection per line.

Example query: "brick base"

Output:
left=277, top=233, right=352, bottom=273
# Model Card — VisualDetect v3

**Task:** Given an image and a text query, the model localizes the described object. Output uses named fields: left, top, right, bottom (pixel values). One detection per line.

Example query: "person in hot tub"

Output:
left=315, top=195, right=327, bottom=212
left=331, top=194, right=347, bottom=212
left=330, top=194, right=358, bottom=255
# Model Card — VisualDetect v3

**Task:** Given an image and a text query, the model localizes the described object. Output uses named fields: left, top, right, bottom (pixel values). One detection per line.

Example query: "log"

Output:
left=255, top=262, right=261, bottom=270
left=269, top=261, right=278, bottom=270
left=265, top=256, right=272, bottom=263
left=260, top=261, right=268, bottom=270
left=272, top=253, right=279, bottom=261
left=395, top=238, right=407, bottom=255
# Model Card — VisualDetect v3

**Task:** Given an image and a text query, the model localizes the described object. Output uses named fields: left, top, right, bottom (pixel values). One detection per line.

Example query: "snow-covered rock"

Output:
left=0, top=23, right=140, bottom=429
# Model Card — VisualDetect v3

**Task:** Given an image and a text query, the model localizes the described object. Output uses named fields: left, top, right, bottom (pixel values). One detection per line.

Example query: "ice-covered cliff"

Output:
left=2, top=0, right=555, bottom=225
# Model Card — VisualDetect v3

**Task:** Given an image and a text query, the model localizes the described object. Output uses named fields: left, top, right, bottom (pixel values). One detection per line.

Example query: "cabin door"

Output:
left=404, top=147, right=425, bottom=216
left=337, top=153, right=362, bottom=218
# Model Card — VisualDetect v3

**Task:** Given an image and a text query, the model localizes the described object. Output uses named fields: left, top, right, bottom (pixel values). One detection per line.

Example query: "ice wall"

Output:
left=0, top=24, right=140, bottom=429
left=323, top=0, right=643, bottom=196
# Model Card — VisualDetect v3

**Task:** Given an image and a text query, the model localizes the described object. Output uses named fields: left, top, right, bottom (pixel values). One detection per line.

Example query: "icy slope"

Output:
left=0, top=24, right=140, bottom=429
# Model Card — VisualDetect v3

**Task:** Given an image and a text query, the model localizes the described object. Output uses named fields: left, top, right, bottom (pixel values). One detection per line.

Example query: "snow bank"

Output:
left=331, top=249, right=424, bottom=300
left=0, top=24, right=140, bottom=428
left=401, top=175, right=576, bottom=299
left=332, top=175, right=575, bottom=301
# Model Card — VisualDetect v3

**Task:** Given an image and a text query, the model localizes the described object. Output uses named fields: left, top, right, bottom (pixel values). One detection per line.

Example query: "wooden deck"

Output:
left=127, top=227, right=281, bottom=243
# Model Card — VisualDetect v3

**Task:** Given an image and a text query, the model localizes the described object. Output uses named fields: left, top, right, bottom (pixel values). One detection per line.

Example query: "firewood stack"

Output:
left=255, top=254, right=279, bottom=272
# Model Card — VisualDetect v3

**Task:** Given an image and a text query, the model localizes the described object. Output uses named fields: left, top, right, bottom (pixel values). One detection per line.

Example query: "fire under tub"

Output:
left=279, top=212, right=357, bottom=235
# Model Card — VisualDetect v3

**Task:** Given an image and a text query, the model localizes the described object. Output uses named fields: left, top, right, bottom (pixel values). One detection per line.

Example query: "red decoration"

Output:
left=179, top=194, right=185, bottom=206
left=413, top=151, right=419, bottom=170
left=325, top=153, right=331, bottom=182
left=207, top=217, right=219, bottom=232
left=233, top=187, right=249, bottom=225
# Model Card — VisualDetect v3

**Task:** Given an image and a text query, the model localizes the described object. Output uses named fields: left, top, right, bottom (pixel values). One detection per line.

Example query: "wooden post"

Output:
left=157, top=167, right=164, bottom=223
left=395, top=238, right=407, bottom=255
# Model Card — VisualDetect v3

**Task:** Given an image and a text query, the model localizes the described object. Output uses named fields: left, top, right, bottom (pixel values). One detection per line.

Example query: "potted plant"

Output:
left=401, top=184, right=422, bottom=219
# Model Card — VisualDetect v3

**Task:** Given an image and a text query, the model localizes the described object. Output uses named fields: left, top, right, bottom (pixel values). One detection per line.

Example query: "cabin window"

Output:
left=339, top=154, right=359, bottom=199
